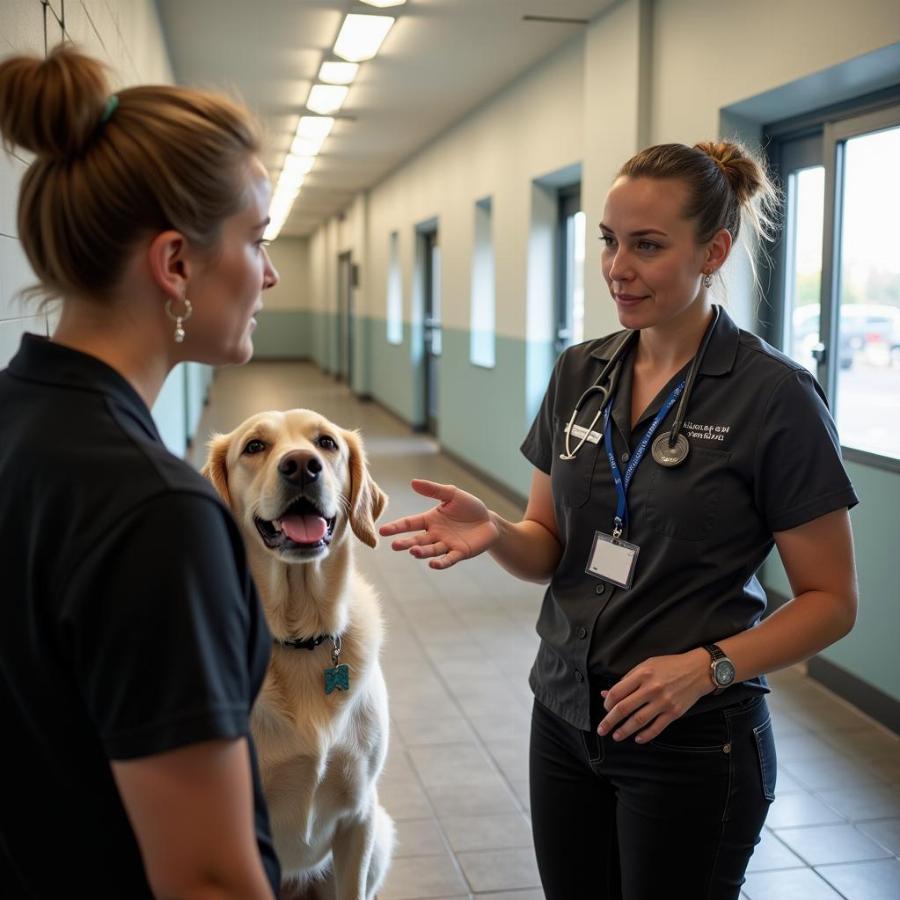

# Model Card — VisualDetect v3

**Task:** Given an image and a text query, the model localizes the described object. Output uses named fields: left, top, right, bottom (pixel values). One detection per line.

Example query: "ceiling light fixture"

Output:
left=290, top=135, right=325, bottom=157
left=318, top=61, right=359, bottom=85
left=360, top=0, right=407, bottom=7
left=333, top=14, right=395, bottom=63
left=306, top=84, right=349, bottom=115
left=282, top=154, right=316, bottom=180
left=295, top=115, right=335, bottom=141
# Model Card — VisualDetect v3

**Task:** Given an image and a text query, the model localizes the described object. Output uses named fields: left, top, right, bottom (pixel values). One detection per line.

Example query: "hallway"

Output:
left=195, top=362, right=900, bottom=900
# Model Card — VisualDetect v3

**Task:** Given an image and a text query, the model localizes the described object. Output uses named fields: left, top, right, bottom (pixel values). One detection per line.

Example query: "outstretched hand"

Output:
left=378, top=479, right=499, bottom=570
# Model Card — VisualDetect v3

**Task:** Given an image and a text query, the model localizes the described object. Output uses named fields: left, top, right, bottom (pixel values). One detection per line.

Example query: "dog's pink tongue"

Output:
left=281, top=515, right=328, bottom=544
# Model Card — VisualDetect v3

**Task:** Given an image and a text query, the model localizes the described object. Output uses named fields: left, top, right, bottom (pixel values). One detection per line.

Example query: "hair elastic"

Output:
left=100, top=94, right=119, bottom=124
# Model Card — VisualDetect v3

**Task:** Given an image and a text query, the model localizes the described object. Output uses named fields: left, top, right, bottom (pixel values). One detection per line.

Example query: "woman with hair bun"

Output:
left=380, top=141, right=859, bottom=898
left=0, top=44, right=280, bottom=898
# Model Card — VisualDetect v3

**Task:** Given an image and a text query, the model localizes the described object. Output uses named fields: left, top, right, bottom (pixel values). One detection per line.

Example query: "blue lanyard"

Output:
left=603, top=380, right=685, bottom=537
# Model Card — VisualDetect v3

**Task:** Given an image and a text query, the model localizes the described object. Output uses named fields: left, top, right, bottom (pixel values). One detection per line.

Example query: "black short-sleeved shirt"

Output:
left=521, top=308, right=858, bottom=731
left=0, top=334, right=280, bottom=897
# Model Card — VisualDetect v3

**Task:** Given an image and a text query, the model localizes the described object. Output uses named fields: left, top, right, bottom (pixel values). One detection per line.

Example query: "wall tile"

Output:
left=0, top=0, right=45, bottom=55
left=0, top=314, right=46, bottom=369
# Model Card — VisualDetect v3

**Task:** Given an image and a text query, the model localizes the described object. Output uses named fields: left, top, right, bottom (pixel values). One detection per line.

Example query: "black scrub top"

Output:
left=521, top=308, right=858, bottom=731
left=0, top=334, right=280, bottom=897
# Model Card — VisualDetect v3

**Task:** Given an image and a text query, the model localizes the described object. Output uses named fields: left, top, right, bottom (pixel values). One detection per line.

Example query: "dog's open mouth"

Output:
left=254, top=497, right=337, bottom=555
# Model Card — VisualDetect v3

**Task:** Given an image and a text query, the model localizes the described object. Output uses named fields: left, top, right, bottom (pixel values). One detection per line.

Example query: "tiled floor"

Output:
left=194, top=362, right=900, bottom=900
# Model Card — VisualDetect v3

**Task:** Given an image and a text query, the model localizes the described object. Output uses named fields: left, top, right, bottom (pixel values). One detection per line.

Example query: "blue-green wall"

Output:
left=764, top=460, right=900, bottom=704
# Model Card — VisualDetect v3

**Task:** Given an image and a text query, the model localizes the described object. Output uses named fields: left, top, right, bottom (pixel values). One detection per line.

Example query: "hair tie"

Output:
left=100, top=94, right=119, bottom=124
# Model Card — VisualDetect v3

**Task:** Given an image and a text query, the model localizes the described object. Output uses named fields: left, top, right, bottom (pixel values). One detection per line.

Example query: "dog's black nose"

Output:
left=278, top=452, right=323, bottom=485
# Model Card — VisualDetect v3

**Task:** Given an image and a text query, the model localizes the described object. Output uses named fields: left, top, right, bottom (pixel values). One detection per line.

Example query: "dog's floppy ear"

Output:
left=345, top=428, right=387, bottom=549
left=201, top=432, right=234, bottom=507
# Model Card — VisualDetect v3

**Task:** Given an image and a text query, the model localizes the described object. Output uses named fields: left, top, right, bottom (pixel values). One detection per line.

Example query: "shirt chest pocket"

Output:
left=644, top=445, right=731, bottom=542
left=551, top=414, right=601, bottom=509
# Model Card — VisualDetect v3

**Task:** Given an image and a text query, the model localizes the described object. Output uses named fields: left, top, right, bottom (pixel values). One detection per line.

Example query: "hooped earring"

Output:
left=165, top=296, right=193, bottom=344
left=702, top=272, right=713, bottom=289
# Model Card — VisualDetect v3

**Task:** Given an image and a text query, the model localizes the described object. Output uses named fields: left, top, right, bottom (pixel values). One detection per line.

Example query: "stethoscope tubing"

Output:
left=560, top=306, right=721, bottom=464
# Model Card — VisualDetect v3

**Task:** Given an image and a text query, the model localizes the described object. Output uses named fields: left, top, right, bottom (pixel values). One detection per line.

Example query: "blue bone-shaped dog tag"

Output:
left=324, top=664, right=350, bottom=694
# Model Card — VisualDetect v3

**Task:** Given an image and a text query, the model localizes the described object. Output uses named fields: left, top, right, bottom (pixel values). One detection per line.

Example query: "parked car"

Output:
left=791, top=303, right=900, bottom=370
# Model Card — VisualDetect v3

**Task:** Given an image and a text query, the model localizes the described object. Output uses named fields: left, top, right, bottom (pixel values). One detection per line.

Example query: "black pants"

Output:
left=529, top=692, right=776, bottom=900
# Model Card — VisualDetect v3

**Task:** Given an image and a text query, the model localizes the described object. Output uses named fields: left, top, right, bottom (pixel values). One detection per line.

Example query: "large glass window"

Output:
left=555, top=185, right=585, bottom=352
left=783, top=167, right=825, bottom=370
left=770, top=101, right=900, bottom=465
left=470, top=196, right=495, bottom=368
left=386, top=231, right=402, bottom=345
left=834, top=124, right=900, bottom=458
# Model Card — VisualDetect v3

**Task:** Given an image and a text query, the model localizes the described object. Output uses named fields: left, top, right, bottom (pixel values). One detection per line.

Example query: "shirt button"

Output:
left=595, top=583, right=606, bottom=595
left=577, top=626, right=587, bottom=639
left=575, top=670, right=584, bottom=682
left=621, top=451, right=630, bottom=463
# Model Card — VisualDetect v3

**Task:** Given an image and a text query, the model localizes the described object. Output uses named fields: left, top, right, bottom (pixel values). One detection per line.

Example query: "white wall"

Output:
left=265, top=237, right=311, bottom=311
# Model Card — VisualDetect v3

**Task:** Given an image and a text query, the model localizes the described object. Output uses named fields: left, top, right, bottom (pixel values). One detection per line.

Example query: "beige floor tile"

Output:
left=856, top=817, right=900, bottom=855
left=441, top=813, right=533, bottom=853
left=745, top=828, right=805, bottom=872
left=816, top=783, right=900, bottom=821
left=773, top=823, right=892, bottom=865
left=456, top=848, right=542, bottom=893
left=427, top=782, right=521, bottom=819
left=765, top=792, right=847, bottom=828
left=816, top=858, right=900, bottom=900
left=409, top=743, right=502, bottom=788
left=742, top=867, right=844, bottom=899
left=379, top=853, right=470, bottom=900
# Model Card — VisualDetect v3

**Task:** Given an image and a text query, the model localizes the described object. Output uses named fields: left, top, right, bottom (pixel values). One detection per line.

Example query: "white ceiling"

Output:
left=156, top=0, right=614, bottom=236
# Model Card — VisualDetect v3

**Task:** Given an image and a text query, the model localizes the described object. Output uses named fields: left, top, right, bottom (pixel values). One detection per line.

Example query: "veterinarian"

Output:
left=0, top=45, right=280, bottom=898
left=380, top=141, right=859, bottom=900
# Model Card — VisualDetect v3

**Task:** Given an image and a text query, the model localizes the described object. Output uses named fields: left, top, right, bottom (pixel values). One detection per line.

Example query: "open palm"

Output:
left=378, top=479, right=499, bottom=569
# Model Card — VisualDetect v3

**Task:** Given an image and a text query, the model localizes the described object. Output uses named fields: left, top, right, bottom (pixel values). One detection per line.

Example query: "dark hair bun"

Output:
left=694, top=140, right=767, bottom=206
left=0, top=43, right=109, bottom=159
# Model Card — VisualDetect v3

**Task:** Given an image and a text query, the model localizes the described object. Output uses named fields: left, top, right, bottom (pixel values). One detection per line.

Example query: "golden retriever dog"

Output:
left=203, top=409, right=394, bottom=900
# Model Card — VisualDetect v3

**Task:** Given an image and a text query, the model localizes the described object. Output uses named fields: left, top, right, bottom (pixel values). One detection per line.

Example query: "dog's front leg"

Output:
left=331, top=812, right=377, bottom=900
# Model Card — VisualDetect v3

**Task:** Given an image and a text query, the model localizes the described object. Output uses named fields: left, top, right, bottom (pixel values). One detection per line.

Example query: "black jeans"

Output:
left=529, top=692, right=776, bottom=900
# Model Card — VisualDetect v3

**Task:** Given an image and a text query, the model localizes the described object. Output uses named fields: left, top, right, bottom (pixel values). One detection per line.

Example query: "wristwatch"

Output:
left=704, top=644, right=736, bottom=694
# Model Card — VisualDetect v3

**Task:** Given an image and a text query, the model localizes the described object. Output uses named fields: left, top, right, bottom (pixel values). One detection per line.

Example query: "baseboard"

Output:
left=440, top=446, right=528, bottom=511
left=807, top=656, right=900, bottom=736
left=763, top=586, right=899, bottom=735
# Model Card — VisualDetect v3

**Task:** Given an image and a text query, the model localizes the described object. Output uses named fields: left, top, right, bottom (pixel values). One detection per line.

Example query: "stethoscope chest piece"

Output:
left=651, top=431, right=690, bottom=467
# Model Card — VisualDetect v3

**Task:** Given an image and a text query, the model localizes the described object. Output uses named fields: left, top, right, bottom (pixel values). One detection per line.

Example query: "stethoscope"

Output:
left=560, top=305, right=721, bottom=468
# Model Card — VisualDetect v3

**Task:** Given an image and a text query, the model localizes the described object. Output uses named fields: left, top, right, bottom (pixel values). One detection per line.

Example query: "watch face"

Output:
left=715, top=659, right=736, bottom=686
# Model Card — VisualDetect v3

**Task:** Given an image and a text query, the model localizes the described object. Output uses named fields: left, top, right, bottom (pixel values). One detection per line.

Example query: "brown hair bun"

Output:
left=0, top=43, right=109, bottom=160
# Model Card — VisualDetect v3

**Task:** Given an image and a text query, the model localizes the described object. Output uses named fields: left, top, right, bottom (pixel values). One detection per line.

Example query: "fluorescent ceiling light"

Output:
left=318, top=61, right=358, bottom=85
left=291, top=134, right=326, bottom=157
left=277, top=170, right=306, bottom=194
left=282, top=154, right=316, bottom=179
left=333, top=14, right=395, bottom=63
left=306, top=84, right=349, bottom=115
left=295, top=115, right=334, bottom=141
left=360, top=0, right=407, bottom=7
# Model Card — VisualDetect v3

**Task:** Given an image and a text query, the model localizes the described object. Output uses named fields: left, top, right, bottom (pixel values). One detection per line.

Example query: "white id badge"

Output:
left=565, top=422, right=603, bottom=444
left=586, top=531, right=640, bottom=589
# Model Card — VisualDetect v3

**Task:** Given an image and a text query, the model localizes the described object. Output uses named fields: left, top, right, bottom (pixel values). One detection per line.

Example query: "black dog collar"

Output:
left=275, top=634, right=331, bottom=651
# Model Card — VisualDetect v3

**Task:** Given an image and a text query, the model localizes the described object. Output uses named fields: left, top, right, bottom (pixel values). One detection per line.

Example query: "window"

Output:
left=386, top=231, right=402, bottom=345
left=769, top=98, right=900, bottom=465
left=555, top=185, right=585, bottom=352
left=470, top=196, right=495, bottom=367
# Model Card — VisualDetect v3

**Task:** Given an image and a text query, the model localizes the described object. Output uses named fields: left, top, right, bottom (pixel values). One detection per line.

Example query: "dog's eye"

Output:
left=317, top=435, right=338, bottom=451
left=243, top=439, right=267, bottom=455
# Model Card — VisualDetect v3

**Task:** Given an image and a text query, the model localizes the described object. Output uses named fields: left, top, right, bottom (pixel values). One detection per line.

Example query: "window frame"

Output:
left=555, top=184, right=583, bottom=353
left=765, top=88, right=900, bottom=473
